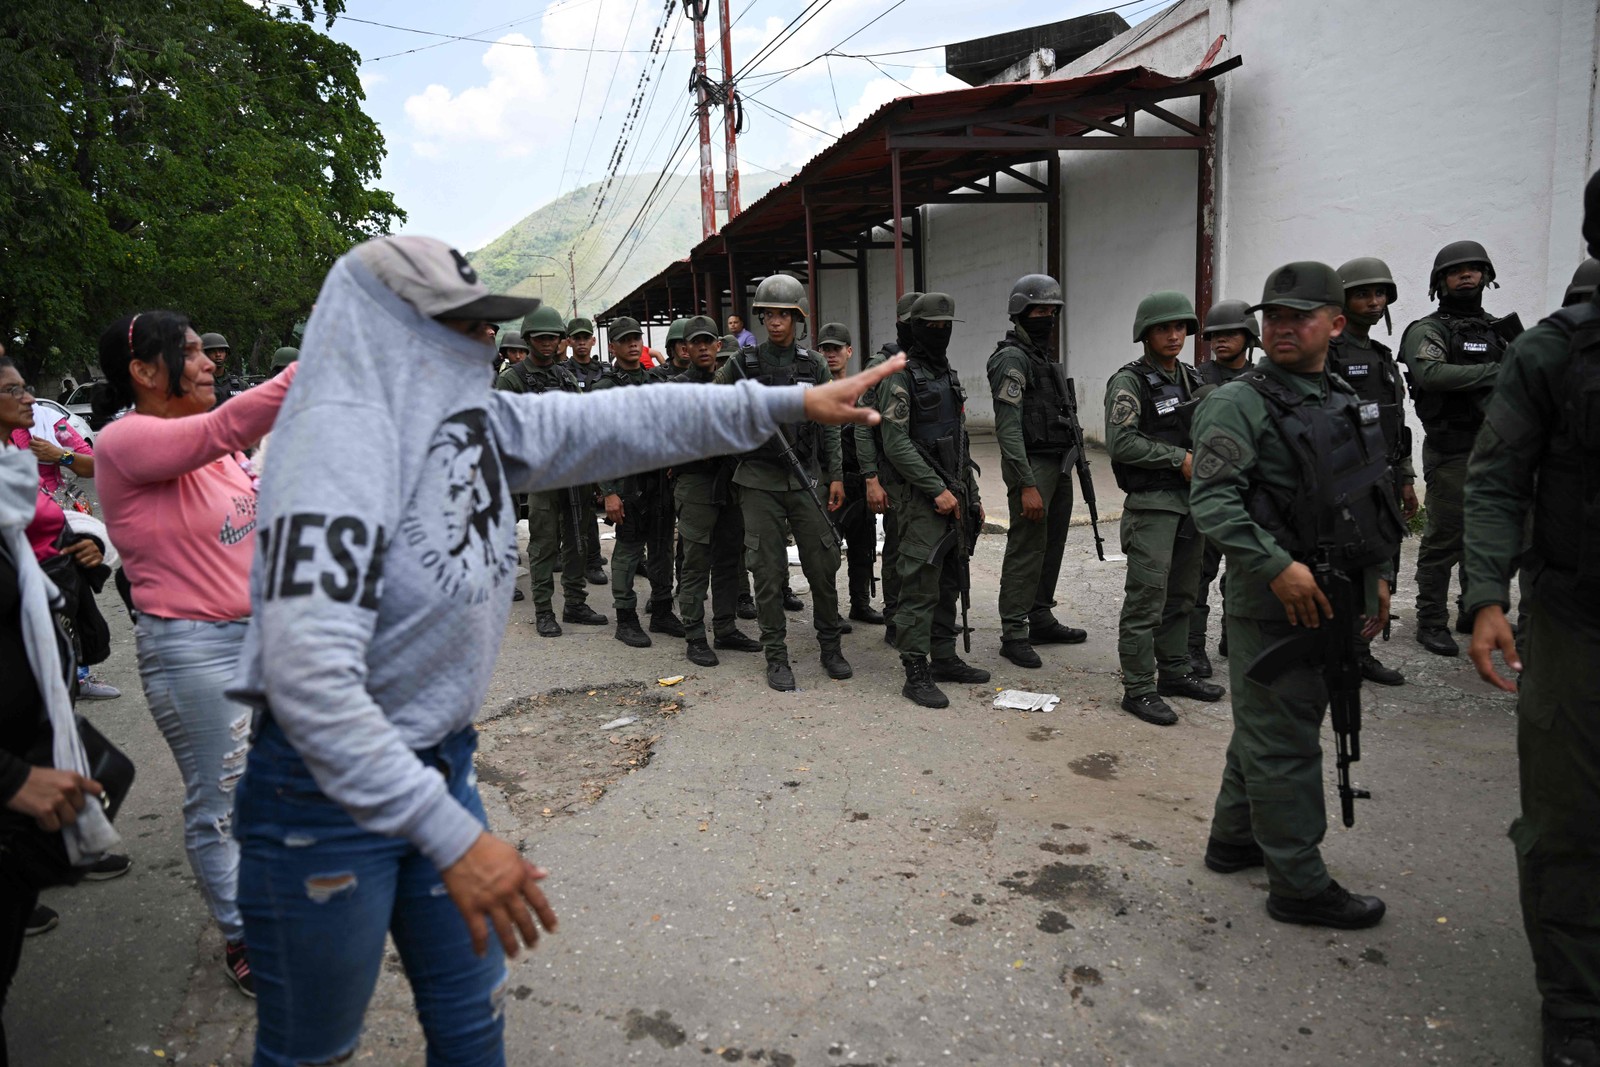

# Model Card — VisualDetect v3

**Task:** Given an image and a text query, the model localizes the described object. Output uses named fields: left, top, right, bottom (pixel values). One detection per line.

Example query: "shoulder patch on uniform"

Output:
left=1193, top=429, right=1247, bottom=483
left=1420, top=337, right=1448, bottom=362
left=1109, top=389, right=1139, bottom=427
left=884, top=383, right=911, bottom=426
left=997, top=366, right=1026, bottom=407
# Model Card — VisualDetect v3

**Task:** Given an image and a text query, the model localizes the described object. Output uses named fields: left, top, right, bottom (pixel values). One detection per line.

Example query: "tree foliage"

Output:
left=0, top=0, right=404, bottom=380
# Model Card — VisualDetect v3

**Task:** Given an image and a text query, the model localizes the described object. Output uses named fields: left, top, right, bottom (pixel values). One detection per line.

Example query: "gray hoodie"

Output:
left=231, top=252, right=807, bottom=870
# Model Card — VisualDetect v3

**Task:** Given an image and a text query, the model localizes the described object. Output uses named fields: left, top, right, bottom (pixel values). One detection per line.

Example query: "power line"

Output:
left=584, top=1, right=683, bottom=230
left=744, top=0, right=906, bottom=98
left=573, top=0, right=649, bottom=193
left=554, top=0, right=608, bottom=199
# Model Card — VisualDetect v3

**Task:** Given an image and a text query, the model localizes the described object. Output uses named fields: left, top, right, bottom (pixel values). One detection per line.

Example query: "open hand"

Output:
left=865, top=477, right=888, bottom=514
left=827, top=481, right=845, bottom=511
left=801, top=356, right=907, bottom=425
left=1469, top=604, right=1520, bottom=693
left=441, top=832, right=559, bottom=958
left=1359, top=579, right=1390, bottom=640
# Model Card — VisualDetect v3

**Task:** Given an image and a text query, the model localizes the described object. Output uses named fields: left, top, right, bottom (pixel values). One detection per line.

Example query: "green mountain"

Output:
left=469, top=168, right=789, bottom=318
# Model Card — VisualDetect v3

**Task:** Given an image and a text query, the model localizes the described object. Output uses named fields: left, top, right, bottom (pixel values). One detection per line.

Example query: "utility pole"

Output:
left=687, top=0, right=716, bottom=239
left=717, top=0, right=741, bottom=220
left=568, top=249, right=579, bottom=319
left=529, top=273, right=555, bottom=301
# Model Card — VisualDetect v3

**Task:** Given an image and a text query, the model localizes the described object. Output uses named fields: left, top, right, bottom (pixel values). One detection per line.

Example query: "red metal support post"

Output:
left=891, top=148, right=905, bottom=299
left=717, top=0, right=741, bottom=220
left=1194, top=85, right=1217, bottom=364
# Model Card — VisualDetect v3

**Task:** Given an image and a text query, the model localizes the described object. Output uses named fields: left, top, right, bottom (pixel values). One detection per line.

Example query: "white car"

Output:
left=60, top=383, right=100, bottom=428
left=31, top=398, right=98, bottom=450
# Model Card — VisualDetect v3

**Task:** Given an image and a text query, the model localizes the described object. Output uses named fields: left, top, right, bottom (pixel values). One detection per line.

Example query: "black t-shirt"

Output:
left=0, top=543, right=47, bottom=803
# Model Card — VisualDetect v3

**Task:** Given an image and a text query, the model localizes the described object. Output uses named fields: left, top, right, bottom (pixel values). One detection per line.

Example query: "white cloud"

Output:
left=772, top=64, right=966, bottom=167
left=403, top=34, right=552, bottom=155
left=359, top=70, right=387, bottom=91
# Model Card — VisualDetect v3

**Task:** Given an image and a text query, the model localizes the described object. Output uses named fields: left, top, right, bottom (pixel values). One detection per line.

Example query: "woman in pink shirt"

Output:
left=94, top=312, right=297, bottom=998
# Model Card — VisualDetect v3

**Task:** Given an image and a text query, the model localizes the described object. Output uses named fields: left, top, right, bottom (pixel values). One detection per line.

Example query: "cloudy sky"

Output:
left=312, top=0, right=1158, bottom=250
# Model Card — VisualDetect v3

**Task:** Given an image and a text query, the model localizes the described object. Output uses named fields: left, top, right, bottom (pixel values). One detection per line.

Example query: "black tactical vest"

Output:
left=1531, top=302, right=1600, bottom=577
left=1327, top=335, right=1406, bottom=465
left=516, top=360, right=579, bottom=395
left=906, top=359, right=963, bottom=448
left=1240, top=371, right=1405, bottom=574
left=738, top=345, right=819, bottom=463
left=994, top=336, right=1076, bottom=454
left=1404, top=309, right=1509, bottom=453
left=1199, top=357, right=1252, bottom=388
left=565, top=358, right=604, bottom=390
left=1111, top=359, right=1202, bottom=493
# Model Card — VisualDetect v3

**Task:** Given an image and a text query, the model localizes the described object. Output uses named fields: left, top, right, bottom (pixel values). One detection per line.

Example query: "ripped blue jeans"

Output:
left=236, top=718, right=506, bottom=1067
left=135, top=614, right=253, bottom=943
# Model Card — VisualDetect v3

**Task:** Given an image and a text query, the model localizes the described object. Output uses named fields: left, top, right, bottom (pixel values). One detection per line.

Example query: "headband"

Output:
left=127, top=314, right=142, bottom=357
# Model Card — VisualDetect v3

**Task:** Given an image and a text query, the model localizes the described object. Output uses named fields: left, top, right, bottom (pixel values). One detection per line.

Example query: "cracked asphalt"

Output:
left=9, top=444, right=1532, bottom=1066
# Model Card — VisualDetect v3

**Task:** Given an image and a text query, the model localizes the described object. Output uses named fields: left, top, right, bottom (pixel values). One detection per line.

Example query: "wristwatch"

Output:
left=59, top=452, right=75, bottom=468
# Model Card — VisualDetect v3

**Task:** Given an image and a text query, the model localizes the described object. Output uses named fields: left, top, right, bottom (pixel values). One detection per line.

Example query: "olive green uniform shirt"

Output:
left=1400, top=316, right=1501, bottom=400
left=877, top=365, right=981, bottom=506
left=854, top=347, right=895, bottom=478
left=987, top=331, right=1044, bottom=491
left=1104, top=358, right=1192, bottom=514
left=713, top=342, right=842, bottom=490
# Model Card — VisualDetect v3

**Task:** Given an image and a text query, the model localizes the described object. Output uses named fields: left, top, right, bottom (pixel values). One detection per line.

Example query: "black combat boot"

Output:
left=820, top=646, right=853, bottom=680
left=783, top=587, right=804, bottom=612
left=1188, top=643, right=1213, bottom=679
left=1029, top=620, right=1087, bottom=645
left=838, top=618, right=854, bottom=635
left=685, top=638, right=718, bottom=667
left=535, top=610, right=562, bottom=638
left=614, top=610, right=651, bottom=648
left=713, top=629, right=761, bottom=652
left=901, top=656, right=949, bottom=708
left=1266, top=880, right=1385, bottom=930
left=1415, top=625, right=1459, bottom=657
left=883, top=621, right=897, bottom=646
left=766, top=659, right=796, bottom=692
left=1121, top=692, right=1177, bottom=726
left=931, top=655, right=990, bottom=684
left=1358, top=652, right=1405, bottom=686
left=1203, top=837, right=1264, bottom=873
left=586, top=564, right=608, bottom=586
left=1218, top=630, right=1228, bottom=658
left=736, top=593, right=758, bottom=620
left=1000, top=640, right=1042, bottom=669
left=849, top=602, right=885, bottom=625
left=512, top=587, right=526, bottom=602
left=649, top=603, right=686, bottom=637
left=1544, top=1017, right=1600, bottom=1067
left=563, top=603, right=607, bottom=626
left=1157, top=674, right=1226, bottom=701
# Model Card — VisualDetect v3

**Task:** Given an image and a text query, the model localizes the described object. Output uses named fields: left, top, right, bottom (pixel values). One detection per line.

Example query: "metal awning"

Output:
left=600, top=53, right=1239, bottom=359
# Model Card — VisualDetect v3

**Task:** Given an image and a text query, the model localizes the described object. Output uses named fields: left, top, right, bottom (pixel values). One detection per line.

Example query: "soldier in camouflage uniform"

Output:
left=592, top=316, right=683, bottom=647
left=671, top=315, right=762, bottom=665
left=713, top=275, right=850, bottom=692
left=1466, top=173, right=1600, bottom=1067
left=1106, top=291, right=1224, bottom=726
left=857, top=291, right=921, bottom=646
left=492, top=305, right=607, bottom=635
left=988, top=274, right=1088, bottom=671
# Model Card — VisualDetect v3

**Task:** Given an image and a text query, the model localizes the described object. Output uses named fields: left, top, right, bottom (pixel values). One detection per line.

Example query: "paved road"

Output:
left=10, top=503, right=1525, bottom=1066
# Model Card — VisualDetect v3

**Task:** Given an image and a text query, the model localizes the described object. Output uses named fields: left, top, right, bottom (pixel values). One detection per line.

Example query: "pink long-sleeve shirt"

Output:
left=96, top=368, right=297, bottom=621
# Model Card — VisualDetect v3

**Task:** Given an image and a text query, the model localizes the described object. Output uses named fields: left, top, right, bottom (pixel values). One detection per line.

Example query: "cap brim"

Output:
left=917, top=315, right=963, bottom=323
left=1248, top=299, right=1326, bottom=312
left=442, top=294, right=541, bottom=321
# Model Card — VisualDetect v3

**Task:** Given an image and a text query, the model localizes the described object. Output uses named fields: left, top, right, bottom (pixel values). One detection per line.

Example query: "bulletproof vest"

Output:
left=1111, top=359, right=1202, bottom=493
left=1239, top=371, right=1405, bottom=574
left=1531, top=302, right=1600, bottom=577
left=598, top=365, right=656, bottom=389
left=516, top=360, right=578, bottom=395
left=1404, top=309, right=1509, bottom=452
left=1327, top=334, right=1406, bottom=464
left=566, top=359, right=604, bottom=390
left=1199, top=356, right=1252, bottom=388
left=738, top=345, right=819, bottom=464
left=995, top=335, right=1076, bottom=454
left=906, top=358, right=964, bottom=448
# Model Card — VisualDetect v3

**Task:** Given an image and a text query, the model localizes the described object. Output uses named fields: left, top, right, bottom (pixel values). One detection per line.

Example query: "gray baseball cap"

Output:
left=353, top=235, right=540, bottom=322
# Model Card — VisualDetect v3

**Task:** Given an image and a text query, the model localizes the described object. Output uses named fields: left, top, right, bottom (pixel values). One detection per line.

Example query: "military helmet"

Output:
left=683, top=315, right=719, bottom=341
left=894, top=291, right=923, bottom=322
left=497, top=326, right=530, bottom=351
left=1249, top=262, right=1345, bottom=312
left=909, top=293, right=961, bottom=323
left=1201, top=299, right=1259, bottom=342
left=1337, top=257, right=1398, bottom=304
left=1131, top=291, right=1198, bottom=342
left=521, top=304, right=568, bottom=338
left=816, top=322, right=852, bottom=347
left=607, top=316, right=643, bottom=341
left=1429, top=240, right=1496, bottom=299
left=1008, top=274, right=1064, bottom=317
left=1564, top=257, right=1600, bottom=306
left=199, top=332, right=230, bottom=352
left=271, top=346, right=299, bottom=368
left=665, top=317, right=688, bottom=344
left=718, top=334, right=740, bottom=357
left=751, top=274, right=809, bottom=319
left=567, top=316, right=595, bottom=337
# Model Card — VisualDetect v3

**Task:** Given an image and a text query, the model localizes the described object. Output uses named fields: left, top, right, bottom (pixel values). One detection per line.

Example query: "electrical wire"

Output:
left=572, top=0, right=648, bottom=192
left=554, top=0, right=608, bottom=199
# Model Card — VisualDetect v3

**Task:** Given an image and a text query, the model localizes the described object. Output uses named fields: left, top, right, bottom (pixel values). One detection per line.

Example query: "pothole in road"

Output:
left=476, top=681, right=686, bottom=824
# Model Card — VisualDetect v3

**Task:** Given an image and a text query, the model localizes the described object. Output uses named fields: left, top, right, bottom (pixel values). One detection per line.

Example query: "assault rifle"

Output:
left=1050, top=364, right=1106, bottom=561
left=729, top=355, right=842, bottom=549
left=1244, top=554, right=1372, bottom=827
left=566, top=485, right=588, bottom=558
left=922, top=433, right=978, bottom=653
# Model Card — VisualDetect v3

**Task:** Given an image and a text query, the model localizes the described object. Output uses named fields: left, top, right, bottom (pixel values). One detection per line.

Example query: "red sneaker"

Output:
left=224, top=940, right=256, bottom=998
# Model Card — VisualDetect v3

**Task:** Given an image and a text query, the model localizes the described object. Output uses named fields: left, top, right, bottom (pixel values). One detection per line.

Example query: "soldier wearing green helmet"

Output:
left=988, top=273, right=1088, bottom=672
left=1185, top=299, right=1260, bottom=677
left=1326, top=256, right=1417, bottom=687
left=669, top=314, right=761, bottom=665
left=200, top=331, right=245, bottom=404
left=1106, top=290, right=1222, bottom=726
left=558, top=314, right=609, bottom=585
left=269, top=346, right=299, bottom=377
left=495, top=326, right=530, bottom=378
left=663, top=317, right=691, bottom=374
left=1191, top=260, right=1402, bottom=931
left=1401, top=240, right=1521, bottom=656
left=856, top=290, right=922, bottom=645
left=492, top=305, right=607, bottom=635
left=713, top=274, right=850, bottom=691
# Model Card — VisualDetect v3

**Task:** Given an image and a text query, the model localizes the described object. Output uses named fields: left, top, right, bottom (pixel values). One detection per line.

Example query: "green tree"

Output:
left=0, top=0, right=403, bottom=381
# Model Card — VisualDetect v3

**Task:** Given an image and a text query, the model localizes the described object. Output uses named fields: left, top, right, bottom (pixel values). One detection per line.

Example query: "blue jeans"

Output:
left=236, top=718, right=507, bottom=1067
left=135, top=614, right=252, bottom=942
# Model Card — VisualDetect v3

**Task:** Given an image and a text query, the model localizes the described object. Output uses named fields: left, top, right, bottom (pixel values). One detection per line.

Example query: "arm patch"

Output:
left=1192, top=429, right=1247, bottom=483
left=1109, top=389, right=1140, bottom=427
left=997, top=367, right=1026, bottom=408
left=884, top=383, right=911, bottom=426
